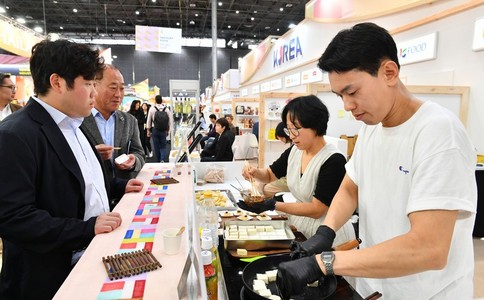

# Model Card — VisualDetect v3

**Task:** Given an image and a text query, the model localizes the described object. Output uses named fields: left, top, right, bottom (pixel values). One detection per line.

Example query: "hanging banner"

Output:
left=135, top=25, right=182, bottom=54
left=0, top=19, right=43, bottom=57
left=397, top=32, right=438, bottom=65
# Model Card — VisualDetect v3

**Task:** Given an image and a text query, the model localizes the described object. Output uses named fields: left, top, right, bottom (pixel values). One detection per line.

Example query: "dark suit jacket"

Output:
left=0, top=99, right=127, bottom=300
left=81, top=111, right=145, bottom=180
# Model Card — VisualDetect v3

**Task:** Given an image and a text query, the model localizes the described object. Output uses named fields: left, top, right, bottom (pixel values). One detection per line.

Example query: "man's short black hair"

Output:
left=0, top=73, right=11, bottom=84
left=209, top=114, right=217, bottom=120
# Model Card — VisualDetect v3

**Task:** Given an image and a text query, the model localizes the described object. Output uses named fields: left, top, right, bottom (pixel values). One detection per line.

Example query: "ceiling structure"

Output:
left=1, top=0, right=308, bottom=48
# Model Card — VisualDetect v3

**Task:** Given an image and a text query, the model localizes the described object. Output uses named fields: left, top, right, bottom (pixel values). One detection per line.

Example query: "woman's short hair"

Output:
left=275, top=122, right=291, bottom=144
left=282, top=95, right=329, bottom=137
left=216, top=117, right=229, bottom=132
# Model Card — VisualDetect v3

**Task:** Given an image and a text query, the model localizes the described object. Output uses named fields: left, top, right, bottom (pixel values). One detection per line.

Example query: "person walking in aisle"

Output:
left=128, top=99, right=146, bottom=157
left=146, top=95, right=174, bottom=162
left=0, top=39, right=143, bottom=300
left=81, top=64, right=145, bottom=181
left=0, top=73, right=22, bottom=122
left=141, top=102, right=152, bottom=157
left=276, top=23, right=477, bottom=300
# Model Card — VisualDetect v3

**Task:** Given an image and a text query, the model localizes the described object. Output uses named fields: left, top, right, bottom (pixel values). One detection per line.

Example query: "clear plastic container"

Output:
left=198, top=197, right=219, bottom=247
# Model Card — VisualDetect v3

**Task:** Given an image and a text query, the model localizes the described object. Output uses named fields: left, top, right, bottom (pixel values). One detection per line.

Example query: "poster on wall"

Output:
left=270, top=79, right=282, bottom=91
left=260, top=82, right=271, bottom=93
left=301, top=68, right=324, bottom=84
left=240, top=88, right=248, bottom=97
left=472, top=17, right=484, bottom=52
left=252, top=85, right=260, bottom=95
left=135, top=25, right=182, bottom=53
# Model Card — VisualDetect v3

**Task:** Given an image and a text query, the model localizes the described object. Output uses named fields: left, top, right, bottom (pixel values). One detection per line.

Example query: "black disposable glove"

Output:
left=290, top=225, right=335, bottom=260
left=273, top=194, right=284, bottom=202
left=276, top=255, right=323, bottom=299
left=237, top=197, right=276, bottom=214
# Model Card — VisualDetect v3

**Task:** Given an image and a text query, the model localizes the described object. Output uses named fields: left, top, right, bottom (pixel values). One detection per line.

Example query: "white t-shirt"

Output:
left=347, top=101, right=477, bottom=299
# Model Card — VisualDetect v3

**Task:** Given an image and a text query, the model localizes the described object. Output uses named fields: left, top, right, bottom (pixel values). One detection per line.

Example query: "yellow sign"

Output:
left=0, top=19, right=44, bottom=57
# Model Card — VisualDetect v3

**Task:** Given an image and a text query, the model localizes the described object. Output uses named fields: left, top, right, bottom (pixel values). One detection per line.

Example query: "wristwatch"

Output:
left=320, top=251, right=335, bottom=276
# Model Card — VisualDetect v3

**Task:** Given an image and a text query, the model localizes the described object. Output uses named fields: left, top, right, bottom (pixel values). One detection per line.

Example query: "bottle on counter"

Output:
left=201, top=234, right=219, bottom=271
left=202, top=250, right=218, bottom=300
left=198, top=196, right=218, bottom=248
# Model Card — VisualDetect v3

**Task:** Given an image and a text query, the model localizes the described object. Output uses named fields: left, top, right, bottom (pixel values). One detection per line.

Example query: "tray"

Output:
left=195, top=189, right=238, bottom=211
left=223, top=220, right=295, bottom=251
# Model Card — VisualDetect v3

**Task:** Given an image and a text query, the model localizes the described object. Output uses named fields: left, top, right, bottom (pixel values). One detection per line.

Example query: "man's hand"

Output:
left=115, top=154, right=136, bottom=170
left=95, top=144, right=114, bottom=160
left=290, top=225, right=335, bottom=260
left=237, top=197, right=276, bottom=214
left=95, top=212, right=122, bottom=234
left=147, top=129, right=152, bottom=138
left=276, top=255, right=324, bottom=299
left=125, top=179, right=144, bottom=193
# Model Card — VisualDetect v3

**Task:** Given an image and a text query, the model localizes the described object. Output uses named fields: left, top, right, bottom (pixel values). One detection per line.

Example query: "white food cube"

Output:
left=247, top=228, right=257, bottom=235
left=256, top=273, right=269, bottom=284
left=236, top=248, right=248, bottom=256
left=253, top=279, right=266, bottom=291
left=258, top=289, right=272, bottom=297
left=256, top=226, right=265, bottom=232
left=265, top=226, right=274, bottom=232
left=229, top=225, right=238, bottom=230
left=266, top=270, right=278, bottom=282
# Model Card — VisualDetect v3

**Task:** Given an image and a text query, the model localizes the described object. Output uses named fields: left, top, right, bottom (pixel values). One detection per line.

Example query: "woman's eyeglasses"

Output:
left=283, top=126, right=302, bottom=137
left=0, top=85, right=16, bottom=92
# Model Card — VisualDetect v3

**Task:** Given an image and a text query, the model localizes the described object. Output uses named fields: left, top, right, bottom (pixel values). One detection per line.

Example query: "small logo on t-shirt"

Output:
left=399, top=166, right=409, bottom=174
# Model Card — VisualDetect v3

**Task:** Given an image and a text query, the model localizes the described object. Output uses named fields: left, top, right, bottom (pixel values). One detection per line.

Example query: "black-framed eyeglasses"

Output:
left=284, top=126, right=302, bottom=137
left=0, top=85, right=16, bottom=92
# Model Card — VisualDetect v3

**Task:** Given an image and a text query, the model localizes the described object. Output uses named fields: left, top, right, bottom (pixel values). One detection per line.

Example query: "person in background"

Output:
left=0, top=73, right=22, bottom=122
left=201, top=117, right=235, bottom=162
left=238, top=95, right=355, bottom=244
left=146, top=95, right=174, bottom=162
left=0, top=39, right=143, bottom=300
left=252, top=121, right=259, bottom=141
left=199, top=111, right=207, bottom=131
left=128, top=100, right=146, bottom=158
left=81, top=65, right=145, bottom=181
left=259, top=122, right=292, bottom=198
left=276, top=23, right=477, bottom=300
left=141, top=102, right=152, bottom=157
left=200, top=113, right=217, bottom=148
left=225, top=113, right=238, bottom=135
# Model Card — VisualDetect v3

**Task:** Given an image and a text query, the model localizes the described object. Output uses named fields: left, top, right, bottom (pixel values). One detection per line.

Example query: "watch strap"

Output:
left=320, top=252, right=335, bottom=276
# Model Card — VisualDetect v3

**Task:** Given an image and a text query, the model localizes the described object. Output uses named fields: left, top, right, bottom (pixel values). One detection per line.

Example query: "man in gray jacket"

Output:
left=82, top=64, right=145, bottom=181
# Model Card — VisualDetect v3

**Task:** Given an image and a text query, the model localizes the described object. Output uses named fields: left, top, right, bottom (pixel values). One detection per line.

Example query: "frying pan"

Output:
left=241, top=239, right=361, bottom=300
left=242, top=253, right=337, bottom=300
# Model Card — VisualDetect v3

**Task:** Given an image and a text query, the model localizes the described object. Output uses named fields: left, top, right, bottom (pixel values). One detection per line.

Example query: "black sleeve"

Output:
left=269, top=144, right=294, bottom=179
left=214, top=132, right=234, bottom=161
left=313, top=153, right=346, bottom=207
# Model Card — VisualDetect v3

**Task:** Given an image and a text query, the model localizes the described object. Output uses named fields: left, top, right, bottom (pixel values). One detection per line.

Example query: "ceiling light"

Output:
left=280, top=8, right=284, bottom=12
left=135, top=11, right=140, bottom=15
left=254, top=10, right=257, bottom=13
left=59, top=26, right=63, bottom=30
left=277, top=28, right=280, bottom=31
left=195, top=13, right=198, bottom=17
left=253, top=34, right=256, bottom=37
left=190, top=3, right=196, bottom=7
left=264, top=26, right=270, bottom=29
left=288, top=23, right=296, bottom=29
left=53, top=1, right=58, bottom=3
left=0, top=7, right=5, bottom=13
left=286, top=4, right=293, bottom=7
left=112, top=55, right=118, bottom=59
left=176, top=22, right=180, bottom=26
left=227, top=25, right=231, bottom=29
left=73, top=8, right=78, bottom=13
left=16, top=18, right=26, bottom=24
left=151, top=0, right=156, bottom=2
left=250, top=17, right=254, bottom=21
left=218, top=2, right=222, bottom=6
left=189, top=20, right=195, bottom=25
left=34, top=26, right=43, bottom=33
left=227, top=40, right=232, bottom=46
left=235, top=10, right=239, bottom=14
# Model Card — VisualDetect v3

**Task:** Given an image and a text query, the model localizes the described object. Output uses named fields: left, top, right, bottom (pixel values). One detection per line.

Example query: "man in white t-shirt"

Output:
left=276, top=23, right=477, bottom=300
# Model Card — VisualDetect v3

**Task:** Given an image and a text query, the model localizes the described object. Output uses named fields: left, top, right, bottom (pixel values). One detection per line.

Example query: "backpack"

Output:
left=153, top=106, right=169, bottom=131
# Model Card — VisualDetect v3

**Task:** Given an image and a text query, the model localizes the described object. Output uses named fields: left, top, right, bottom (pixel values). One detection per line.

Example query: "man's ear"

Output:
left=381, top=60, right=399, bottom=85
left=49, top=73, right=64, bottom=93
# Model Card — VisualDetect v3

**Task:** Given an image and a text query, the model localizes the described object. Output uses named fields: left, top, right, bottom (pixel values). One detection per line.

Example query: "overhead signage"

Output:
left=285, top=73, right=301, bottom=87
left=0, top=64, right=31, bottom=76
left=135, top=25, right=182, bottom=54
left=240, top=88, right=248, bottom=97
left=270, top=78, right=282, bottom=91
left=273, top=36, right=303, bottom=68
left=301, top=68, right=323, bottom=84
left=0, top=19, right=43, bottom=57
left=260, top=82, right=271, bottom=93
left=252, top=85, right=260, bottom=95
left=397, top=32, right=438, bottom=65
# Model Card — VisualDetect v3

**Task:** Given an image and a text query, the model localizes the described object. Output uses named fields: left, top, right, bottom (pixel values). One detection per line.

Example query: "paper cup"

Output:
left=162, top=228, right=182, bottom=255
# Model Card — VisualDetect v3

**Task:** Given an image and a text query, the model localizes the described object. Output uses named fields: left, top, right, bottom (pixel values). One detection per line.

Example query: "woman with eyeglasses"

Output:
left=239, top=95, right=355, bottom=244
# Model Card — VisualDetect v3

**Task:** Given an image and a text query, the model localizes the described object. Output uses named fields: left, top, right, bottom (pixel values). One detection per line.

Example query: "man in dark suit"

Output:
left=0, top=72, right=22, bottom=122
left=0, top=40, right=143, bottom=299
left=81, top=64, right=145, bottom=180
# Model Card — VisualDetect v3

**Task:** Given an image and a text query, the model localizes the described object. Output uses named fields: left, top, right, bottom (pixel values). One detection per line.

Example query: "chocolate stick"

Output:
left=102, top=257, right=114, bottom=280
left=107, top=256, right=119, bottom=279
left=145, top=249, right=162, bottom=268
left=143, top=249, right=159, bottom=270
left=135, top=250, right=150, bottom=272
left=114, top=254, right=127, bottom=278
left=118, top=254, right=131, bottom=277
left=123, top=253, right=137, bottom=275
left=111, top=255, right=123, bottom=279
